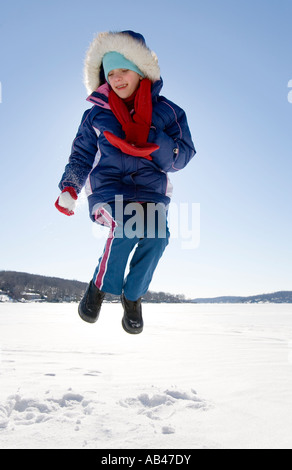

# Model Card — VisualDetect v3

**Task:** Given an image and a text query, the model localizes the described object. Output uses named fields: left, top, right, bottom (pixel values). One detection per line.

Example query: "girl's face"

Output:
left=108, top=69, right=142, bottom=99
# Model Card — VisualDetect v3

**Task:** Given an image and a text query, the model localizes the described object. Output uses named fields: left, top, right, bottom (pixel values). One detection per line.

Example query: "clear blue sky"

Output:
left=1, top=0, right=292, bottom=298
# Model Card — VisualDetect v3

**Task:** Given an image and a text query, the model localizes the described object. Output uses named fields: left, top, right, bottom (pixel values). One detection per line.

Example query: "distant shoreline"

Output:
left=0, top=271, right=291, bottom=304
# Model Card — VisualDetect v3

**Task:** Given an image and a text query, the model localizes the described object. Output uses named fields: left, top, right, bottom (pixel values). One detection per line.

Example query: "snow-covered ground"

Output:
left=0, top=302, right=292, bottom=449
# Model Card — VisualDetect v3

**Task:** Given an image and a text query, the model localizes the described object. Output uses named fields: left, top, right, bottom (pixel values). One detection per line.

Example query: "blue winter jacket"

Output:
left=59, top=78, right=196, bottom=220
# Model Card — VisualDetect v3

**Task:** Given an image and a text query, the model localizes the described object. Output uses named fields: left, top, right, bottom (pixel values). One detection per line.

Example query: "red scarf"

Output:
left=123, top=90, right=136, bottom=112
left=104, top=78, right=159, bottom=160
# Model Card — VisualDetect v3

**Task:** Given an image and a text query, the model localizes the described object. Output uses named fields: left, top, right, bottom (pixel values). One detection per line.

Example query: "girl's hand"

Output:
left=55, top=187, right=78, bottom=216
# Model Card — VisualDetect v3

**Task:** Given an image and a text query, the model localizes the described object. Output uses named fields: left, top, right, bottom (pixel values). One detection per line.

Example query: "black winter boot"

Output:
left=78, top=280, right=105, bottom=323
left=121, top=293, right=143, bottom=334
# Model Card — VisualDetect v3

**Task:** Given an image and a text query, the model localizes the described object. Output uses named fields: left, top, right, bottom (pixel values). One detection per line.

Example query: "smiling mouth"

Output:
left=116, top=84, right=127, bottom=90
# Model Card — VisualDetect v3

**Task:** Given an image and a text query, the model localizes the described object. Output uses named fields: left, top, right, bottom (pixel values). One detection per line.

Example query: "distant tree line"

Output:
left=2, top=271, right=289, bottom=304
left=0, top=271, right=186, bottom=303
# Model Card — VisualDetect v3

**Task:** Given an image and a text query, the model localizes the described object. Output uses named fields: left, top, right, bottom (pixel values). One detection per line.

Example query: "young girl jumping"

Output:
left=55, top=30, right=196, bottom=334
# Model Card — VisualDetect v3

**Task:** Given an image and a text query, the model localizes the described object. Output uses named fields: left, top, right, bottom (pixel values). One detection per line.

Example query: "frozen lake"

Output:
left=0, top=302, right=292, bottom=449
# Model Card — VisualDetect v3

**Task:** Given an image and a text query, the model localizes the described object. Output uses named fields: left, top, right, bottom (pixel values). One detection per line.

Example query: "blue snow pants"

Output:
left=92, top=201, right=170, bottom=301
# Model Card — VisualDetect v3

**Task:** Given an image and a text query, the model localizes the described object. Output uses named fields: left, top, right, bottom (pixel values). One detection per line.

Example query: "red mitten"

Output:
left=104, top=131, right=159, bottom=160
left=55, top=187, right=78, bottom=216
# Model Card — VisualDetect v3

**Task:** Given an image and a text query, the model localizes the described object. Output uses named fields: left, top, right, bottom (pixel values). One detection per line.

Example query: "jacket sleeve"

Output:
left=149, top=98, right=196, bottom=172
left=58, top=108, right=98, bottom=193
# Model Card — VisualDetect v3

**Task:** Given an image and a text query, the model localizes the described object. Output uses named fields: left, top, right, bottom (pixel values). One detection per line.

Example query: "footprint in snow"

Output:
left=119, top=386, right=208, bottom=433
left=0, top=390, right=97, bottom=429
left=83, top=370, right=101, bottom=376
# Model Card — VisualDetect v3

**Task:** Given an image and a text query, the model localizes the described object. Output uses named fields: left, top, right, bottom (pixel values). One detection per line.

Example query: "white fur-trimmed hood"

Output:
left=84, top=31, right=160, bottom=95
